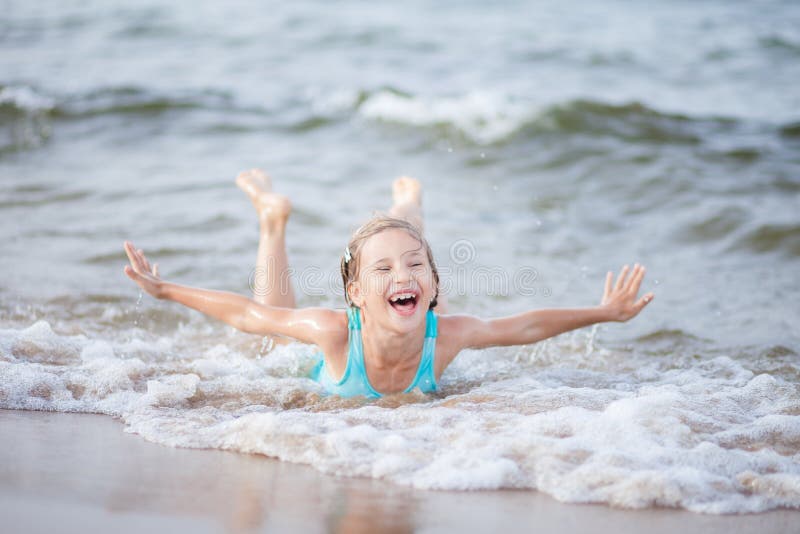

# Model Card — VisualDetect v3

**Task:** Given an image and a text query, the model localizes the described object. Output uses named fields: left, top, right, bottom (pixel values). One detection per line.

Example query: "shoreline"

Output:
left=1, top=409, right=797, bottom=533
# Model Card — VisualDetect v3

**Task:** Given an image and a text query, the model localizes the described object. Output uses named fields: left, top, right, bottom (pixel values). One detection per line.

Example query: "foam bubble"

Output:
left=9, top=320, right=84, bottom=364
left=1, top=320, right=799, bottom=514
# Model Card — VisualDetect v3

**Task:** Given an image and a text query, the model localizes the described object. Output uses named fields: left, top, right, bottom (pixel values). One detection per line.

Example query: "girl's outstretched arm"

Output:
left=122, top=242, right=343, bottom=346
left=443, top=264, right=654, bottom=351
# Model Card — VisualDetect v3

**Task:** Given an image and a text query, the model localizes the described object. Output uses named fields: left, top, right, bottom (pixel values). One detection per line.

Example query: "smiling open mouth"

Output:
left=388, top=292, right=418, bottom=315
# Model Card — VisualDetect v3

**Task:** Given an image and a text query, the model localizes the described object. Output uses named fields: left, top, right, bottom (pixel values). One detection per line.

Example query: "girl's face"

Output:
left=348, top=229, right=436, bottom=333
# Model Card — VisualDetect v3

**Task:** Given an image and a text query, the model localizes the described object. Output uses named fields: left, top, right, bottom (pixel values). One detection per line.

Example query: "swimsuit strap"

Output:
left=347, top=307, right=380, bottom=396
left=316, top=307, right=437, bottom=397
left=403, top=310, right=437, bottom=393
left=347, top=307, right=370, bottom=388
left=347, top=306, right=362, bottom=330
left=425, top=309, right=438, bottom=338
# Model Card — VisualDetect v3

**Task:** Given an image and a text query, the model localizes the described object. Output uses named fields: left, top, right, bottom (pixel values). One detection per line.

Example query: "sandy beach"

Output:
left=1, top=409, right=797, bottom=534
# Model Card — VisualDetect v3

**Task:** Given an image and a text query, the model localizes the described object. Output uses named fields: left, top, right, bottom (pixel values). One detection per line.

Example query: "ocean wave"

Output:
left=1, top=83, right=779, bottom=152
left=0, top=85, right=54, bottom=153
left=759, top=35, right=800, bottom=55
left=633, top=328, right=712, bottom=352
left=357, top=90, right=530, bottom=145
left=727, top=223, right=800, bottom=258
left=672, top=206, right=752, bottom=245
left=780, top=121, right=800, bottom=138
left=0, top=84, right=238, bottom=121
left=83, top=245, right=207, bottom=266
left=531, top=99, right=705, bottom=144
left=0, top=85, right=56, bottom=114
left=55, top=86, right=236, bottom=118
left=352, top=90, right=736, bottom=146
left=1, top=320, right=799, bottom=514
left=0, top=189, right=91, bottom=209
left=0, top=83, right=242, bottom=154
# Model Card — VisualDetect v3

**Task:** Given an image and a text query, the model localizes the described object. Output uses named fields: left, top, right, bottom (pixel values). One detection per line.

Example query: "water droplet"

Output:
left=585, top=323, right=599, bottom=357
left=480, top=152, right=485, bottom=158
left=260, top=336, right=275, bottom=355
left=133, top=290, right=144, bottom=327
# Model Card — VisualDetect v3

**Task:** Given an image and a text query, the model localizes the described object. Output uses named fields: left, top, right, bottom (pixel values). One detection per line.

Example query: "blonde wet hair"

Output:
left=340, top=215, right=440, bottom=309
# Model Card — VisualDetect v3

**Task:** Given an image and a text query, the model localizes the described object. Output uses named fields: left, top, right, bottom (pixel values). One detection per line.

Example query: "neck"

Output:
left=360, top=311, right=426, bottom=369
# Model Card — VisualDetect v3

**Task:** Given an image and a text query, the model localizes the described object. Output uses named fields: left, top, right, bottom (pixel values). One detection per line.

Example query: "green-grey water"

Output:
left=1, top=0, right=799, bottom=514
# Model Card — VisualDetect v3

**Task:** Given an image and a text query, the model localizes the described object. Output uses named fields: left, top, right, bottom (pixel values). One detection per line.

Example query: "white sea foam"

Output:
left=0, top=85, right=56, bottom=113
left=1, top=320, right=799, bottom=514
left=358, top=90, right=535, bottom=144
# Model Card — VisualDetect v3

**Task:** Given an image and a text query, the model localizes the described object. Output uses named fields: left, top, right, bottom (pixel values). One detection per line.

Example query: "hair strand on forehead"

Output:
left=340, top=214, right=440, bottom=309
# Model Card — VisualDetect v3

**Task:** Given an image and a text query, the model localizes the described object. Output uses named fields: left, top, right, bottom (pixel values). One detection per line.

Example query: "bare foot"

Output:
left=392, top=176, right=422, bottom=208
left=236, top=169, right=292, bottom=233
left=390, top=176, right=424, bottom=232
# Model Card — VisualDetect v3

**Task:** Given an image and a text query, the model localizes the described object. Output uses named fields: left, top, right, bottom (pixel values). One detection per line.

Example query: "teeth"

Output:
left=390, top=293, right=415, bottom=302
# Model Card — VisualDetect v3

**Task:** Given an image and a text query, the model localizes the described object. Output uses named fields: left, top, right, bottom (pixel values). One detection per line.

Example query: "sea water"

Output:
left=1, top=319, right=799, bottom=514
left=1, top=0, right=799, bottom=514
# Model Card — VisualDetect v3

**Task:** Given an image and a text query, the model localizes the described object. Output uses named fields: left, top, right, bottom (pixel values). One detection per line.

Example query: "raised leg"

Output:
left=236, top=169, right=296, bottom=309
left=389, top=176, right=448, bottom=313
left=389, top=176, right=424, bottom=233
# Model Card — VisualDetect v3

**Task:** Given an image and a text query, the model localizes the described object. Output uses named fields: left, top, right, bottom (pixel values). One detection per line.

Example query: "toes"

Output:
left=392, top=176, right=422, bottom=205
left=236, top=168, right=273, bottom=197
left=252, top=168, right=271, bottom=184
left=394, top=176, right=416, bottom=188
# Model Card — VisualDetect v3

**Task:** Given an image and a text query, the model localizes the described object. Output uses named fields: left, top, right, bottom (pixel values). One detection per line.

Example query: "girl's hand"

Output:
left=123, top=241, right=164, bottom=299
left=600, top=264, right=654, bottom=322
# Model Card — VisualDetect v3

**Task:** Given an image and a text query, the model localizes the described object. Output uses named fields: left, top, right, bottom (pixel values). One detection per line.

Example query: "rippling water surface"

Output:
left=1, top=0, right=799, bottom=514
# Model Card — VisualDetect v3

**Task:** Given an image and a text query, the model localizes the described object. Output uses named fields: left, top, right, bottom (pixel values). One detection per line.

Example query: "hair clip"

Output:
left=344, top=246, right=352, bottom=263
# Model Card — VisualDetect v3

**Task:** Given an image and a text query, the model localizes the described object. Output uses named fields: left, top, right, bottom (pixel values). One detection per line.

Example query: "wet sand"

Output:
left=0, top=409, right=796, bottom=534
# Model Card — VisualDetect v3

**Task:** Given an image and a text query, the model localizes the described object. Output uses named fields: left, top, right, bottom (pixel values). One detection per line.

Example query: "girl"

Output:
left=124, top=169, right=654, bottom=398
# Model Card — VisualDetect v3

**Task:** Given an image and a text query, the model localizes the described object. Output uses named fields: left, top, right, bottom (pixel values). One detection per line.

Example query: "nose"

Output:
left=393, top=263, right=412, bottom=284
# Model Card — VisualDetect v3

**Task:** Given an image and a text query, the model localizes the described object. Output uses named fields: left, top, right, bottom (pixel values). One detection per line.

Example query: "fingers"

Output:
left=124, top=241, right=143, bottom=271
left=635, top=292, right=655, bottom=310
left=137, top=248, right=152, bottom=273
left=614, top=264, right=630, bottom=292
left=124, top=241, right=156, bottom=276
left=153, top=263, right=159, bottom=277
left=617, top=263, right=645, bottom=292
left=601, top=262, right=653, bottom=320
left=123, top=265, right=140, bottom=281
left=628, top=264, right=646, bottom=296
left=603, top=271, right=613, bottom=301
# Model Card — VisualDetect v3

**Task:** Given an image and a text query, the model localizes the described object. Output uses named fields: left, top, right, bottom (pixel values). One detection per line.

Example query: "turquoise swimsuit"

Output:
left=309, top=307, right=438, bottom=398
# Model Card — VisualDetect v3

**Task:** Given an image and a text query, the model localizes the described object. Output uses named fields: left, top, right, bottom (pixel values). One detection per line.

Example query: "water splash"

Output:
left=258, top=335, right=275, bottom=359
left=132, top=290, right=143, bottom=327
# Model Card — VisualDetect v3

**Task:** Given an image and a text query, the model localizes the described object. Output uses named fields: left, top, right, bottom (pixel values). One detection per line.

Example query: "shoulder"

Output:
left=293, top=307, right=348, bottom=340
left=259, top=306, right=349, bottom=348
left=302, top=308, right=349, bottom=370
left=437, top=313, right=490, bottom=348
left=432, top=313, right=492, bottom=377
